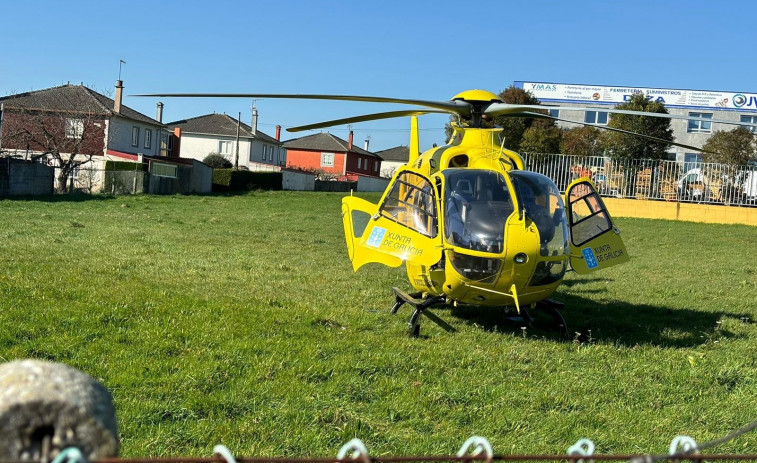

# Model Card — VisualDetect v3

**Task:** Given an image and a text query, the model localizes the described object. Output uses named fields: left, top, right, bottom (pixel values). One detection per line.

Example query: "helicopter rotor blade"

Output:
left=286, top=109, right=450, bottom=132
left=134, top=92, right=472, bottom=117
left=516, top=111, right=719, bottom=155
left=485, top=102, right=757, bottom=129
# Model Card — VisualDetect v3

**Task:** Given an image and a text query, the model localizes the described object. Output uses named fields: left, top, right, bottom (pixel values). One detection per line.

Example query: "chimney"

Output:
left=172, top=127, right=182, bottom=157
left=251, top=105, right=258, bottom=134
left=364, top=137, right=370, bottom=151
left=275, top=125, right=281, bottom=141
left=156, top=102, right=164, bottom=123
left=348, top=130, right=353, bottom=150
left=114, top=80, right=124, bottom=114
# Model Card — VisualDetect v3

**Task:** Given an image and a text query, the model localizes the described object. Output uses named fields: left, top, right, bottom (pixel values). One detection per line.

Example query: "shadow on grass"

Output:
left=414, top=294, right=747, bottom=349
left=560, top=277, right=614, bottom=288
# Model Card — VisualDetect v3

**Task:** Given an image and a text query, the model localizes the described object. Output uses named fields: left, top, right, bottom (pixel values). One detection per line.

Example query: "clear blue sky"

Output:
left=2, top=0, right=755, bottom=152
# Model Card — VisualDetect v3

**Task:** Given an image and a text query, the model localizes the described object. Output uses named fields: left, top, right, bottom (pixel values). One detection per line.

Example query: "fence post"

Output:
left=0, top=359, right=119, bottom=460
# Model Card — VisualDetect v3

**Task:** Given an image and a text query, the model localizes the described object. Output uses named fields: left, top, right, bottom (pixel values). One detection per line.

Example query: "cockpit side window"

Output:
left=510, top=171, right=569, bottom=257
left=568, top=182, right=611, bottom=246
left=379, top=172, right=437, bottom=238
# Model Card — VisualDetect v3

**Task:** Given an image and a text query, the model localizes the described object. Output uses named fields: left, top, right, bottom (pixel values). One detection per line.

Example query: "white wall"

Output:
left=357, top=175, right=390, bottom=192
left=178, top=133, right=285, bottom=168
left=179, top=133, right=252, bottom=165
left=190, top=160, right=213, bottom=193
left=283, top=170, right=315, bottom=191
left=380, top=161, right=405, bottom=178
left=106, top=117, right=162, bottom=156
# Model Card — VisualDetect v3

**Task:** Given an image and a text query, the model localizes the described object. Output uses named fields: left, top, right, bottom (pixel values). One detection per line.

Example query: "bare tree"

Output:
left=1, top=105, right=104, bottom=192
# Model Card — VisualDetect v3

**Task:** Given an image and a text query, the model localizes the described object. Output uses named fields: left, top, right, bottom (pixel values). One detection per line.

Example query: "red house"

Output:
left=283, top=131, right=381, bottom=180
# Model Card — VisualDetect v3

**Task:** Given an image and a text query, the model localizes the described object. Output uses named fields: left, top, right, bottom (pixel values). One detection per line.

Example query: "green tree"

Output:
left=601, top=93, right=673, bottom=161
left=701, top=127, right=755, bottom=166
left=560, top=126, right=603, bottom=156
left=494, top=86, right=553, bottom=152
left=519, top=125, right=562, bottom=157
left=203, top=153, right=232, bottom=168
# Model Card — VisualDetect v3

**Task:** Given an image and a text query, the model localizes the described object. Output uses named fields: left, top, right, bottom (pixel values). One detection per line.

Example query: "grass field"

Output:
left=0, top=191, right=756, bottom=458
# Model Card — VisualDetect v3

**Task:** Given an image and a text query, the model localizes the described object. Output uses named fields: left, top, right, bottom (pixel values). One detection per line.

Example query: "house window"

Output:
left=218, top=140, right=232, bottom=155
left=374, top=161, right=379, bottom=171
left=261, top=146, right=266, bottom=160
left=132, top=127, right=139, bottom=146
left=144, top=129, right=152, bottom=149
left=268, top=146, right=273, bottom=161
left=548, top=109, right=560, bottom=119
left=687, top=112, right=712, bottom=133
left=152, top=162, right=178, bottom=178
left=741, top=115, right=757, bottom=133
left=584, top=111, right=608, bottom=125
left=321, top=152, right=334, bottom=167
left=357, top=158, right=362, bottom=169
left=65, top=118, right=84, bottom=139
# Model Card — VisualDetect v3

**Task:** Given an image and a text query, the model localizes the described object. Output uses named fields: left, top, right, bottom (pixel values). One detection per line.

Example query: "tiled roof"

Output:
left=282, top=132, right=378, bottom=157
left=166, top=113, right=281, bottom=145
left=0, top=84, right=162, bottom=126
left=375, top=146, right=409, bottom=162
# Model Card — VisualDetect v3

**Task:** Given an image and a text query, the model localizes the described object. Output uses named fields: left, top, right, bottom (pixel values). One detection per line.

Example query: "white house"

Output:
left=0, top=80, right=167, bottom=191
left=375, top=146, right=409, bottom=178
left=167, top=111, right=284, bottom=170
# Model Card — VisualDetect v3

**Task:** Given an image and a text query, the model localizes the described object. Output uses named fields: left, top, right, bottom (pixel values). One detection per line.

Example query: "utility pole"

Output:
left=235, top=112, right=241, bottom=169
left=0, top=103, right=4, bottom=152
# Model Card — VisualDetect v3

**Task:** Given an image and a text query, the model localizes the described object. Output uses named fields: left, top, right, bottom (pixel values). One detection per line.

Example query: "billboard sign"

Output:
left=515, top=81, right=757, bottom=112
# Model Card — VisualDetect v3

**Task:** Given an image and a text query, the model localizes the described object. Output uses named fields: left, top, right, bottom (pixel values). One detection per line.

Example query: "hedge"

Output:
left=212, top=169, right=282, bottom=192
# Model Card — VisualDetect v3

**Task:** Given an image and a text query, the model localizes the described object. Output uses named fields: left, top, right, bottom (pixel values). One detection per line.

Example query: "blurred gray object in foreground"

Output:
left=0, top=359, right=118, bottom=461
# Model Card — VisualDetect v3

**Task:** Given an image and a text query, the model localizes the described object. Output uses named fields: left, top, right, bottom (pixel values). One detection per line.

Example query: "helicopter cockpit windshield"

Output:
left=509, top=171, right=569, bottom=257
left=443, top=169, right=514, bottom=253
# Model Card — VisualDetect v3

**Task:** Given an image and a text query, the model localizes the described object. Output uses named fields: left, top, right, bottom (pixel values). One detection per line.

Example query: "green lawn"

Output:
left=0, top=192, right=755, bottom=458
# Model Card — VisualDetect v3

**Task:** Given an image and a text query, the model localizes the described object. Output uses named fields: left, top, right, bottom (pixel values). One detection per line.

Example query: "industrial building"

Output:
left=515, top=81, right=757, bottom=167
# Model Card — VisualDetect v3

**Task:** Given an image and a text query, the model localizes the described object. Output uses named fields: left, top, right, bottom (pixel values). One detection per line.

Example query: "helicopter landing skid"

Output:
left=537, top=299, right=570, bottom=338
left=390, top=287, right=454, bottom=336
left=503, top=299, right=569, bottom=338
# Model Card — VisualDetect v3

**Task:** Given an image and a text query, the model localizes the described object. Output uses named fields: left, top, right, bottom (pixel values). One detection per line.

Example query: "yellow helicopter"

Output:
left=339, top=90, right=629, bottom=336
left=139, top=88, right=732, bottom=336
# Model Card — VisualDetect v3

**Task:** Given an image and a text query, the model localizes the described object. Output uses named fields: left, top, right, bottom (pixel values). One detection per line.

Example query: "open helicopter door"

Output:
left=342, top=169, right=443, bottom=272
left=564, top=178, right=629, bottom=274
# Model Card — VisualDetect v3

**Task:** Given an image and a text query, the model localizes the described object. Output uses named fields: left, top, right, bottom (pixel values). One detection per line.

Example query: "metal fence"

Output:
left=522, top=153, right=757, bottom=206
left=59, top=167, right=147, bottom=195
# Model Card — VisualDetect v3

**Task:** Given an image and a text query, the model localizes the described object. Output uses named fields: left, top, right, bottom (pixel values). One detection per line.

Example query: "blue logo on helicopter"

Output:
left=582, top=248, right=599, bottom=269
left=366, top=226, right=387, bottom=248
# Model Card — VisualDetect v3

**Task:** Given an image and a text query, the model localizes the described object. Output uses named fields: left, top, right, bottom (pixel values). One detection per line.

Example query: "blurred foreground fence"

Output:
left=523, top=153, right=757, bottom=206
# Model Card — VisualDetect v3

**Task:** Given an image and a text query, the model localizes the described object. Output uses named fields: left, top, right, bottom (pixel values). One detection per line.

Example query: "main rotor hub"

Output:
left=451, top=90, right=502, bottom=127
left=451, top=89, right=503, bottom=103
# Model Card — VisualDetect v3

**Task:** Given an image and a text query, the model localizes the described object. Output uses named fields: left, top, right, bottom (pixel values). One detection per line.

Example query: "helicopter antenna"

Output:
left=498, top=134, right=514, bottom=171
